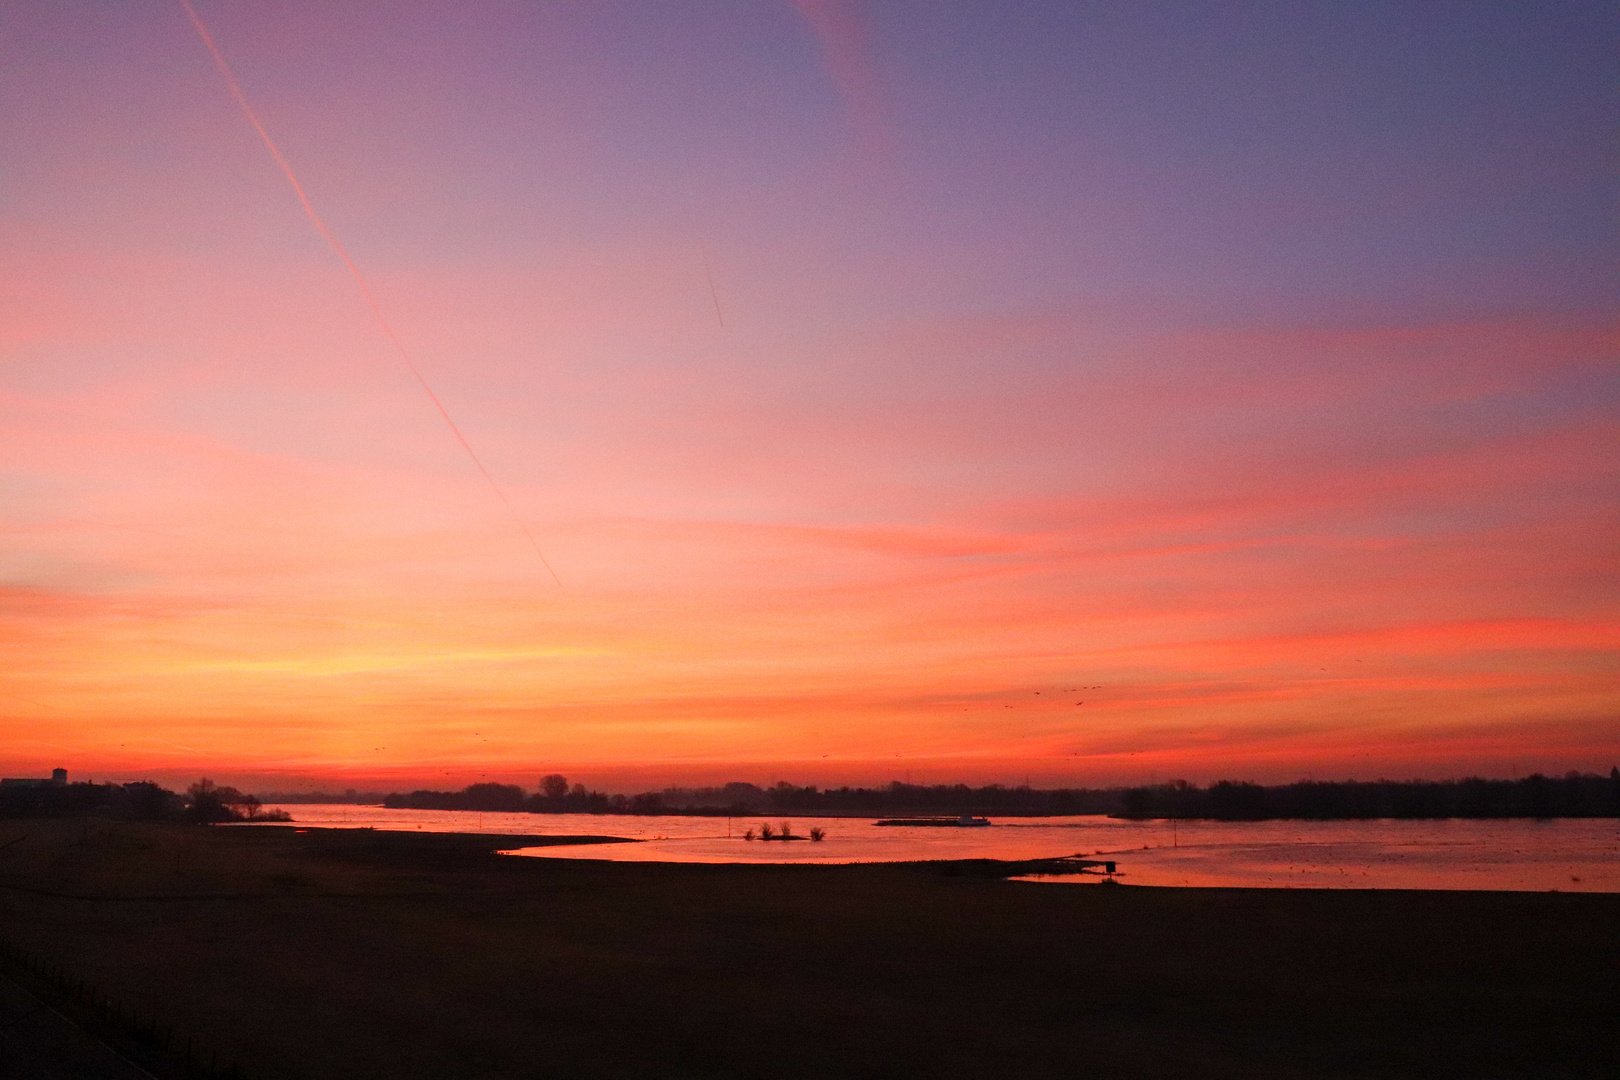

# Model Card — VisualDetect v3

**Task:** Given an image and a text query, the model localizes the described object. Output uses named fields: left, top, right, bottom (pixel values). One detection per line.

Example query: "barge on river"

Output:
left=873, top=815, right=992, bottom=827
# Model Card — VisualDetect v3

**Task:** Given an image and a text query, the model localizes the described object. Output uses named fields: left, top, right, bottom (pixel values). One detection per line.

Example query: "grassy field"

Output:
left=0, top=818, right=1614, bottom=1079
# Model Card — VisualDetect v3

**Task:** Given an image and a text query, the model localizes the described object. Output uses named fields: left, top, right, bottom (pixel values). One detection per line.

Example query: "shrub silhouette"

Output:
left=184, top=779, right=287, bottom=822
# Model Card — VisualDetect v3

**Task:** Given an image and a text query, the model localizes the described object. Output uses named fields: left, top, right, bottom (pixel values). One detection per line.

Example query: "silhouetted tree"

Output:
left=186, top=779, right=238, bottom=822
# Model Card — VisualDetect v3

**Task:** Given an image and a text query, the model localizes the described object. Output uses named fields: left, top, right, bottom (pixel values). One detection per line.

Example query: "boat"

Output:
left=872, top=815, right=991, bottom=827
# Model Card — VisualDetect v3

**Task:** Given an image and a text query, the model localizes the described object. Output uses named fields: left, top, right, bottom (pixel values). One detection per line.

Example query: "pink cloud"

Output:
left=787, top=0, right=893, bottom=161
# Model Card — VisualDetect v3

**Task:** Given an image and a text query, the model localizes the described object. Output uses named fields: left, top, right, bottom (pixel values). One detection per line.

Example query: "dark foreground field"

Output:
left=0, top=820, right=1614, bottom=1079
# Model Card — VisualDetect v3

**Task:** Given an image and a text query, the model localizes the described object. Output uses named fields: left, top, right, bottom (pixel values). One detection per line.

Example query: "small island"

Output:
left=744, top=822, right=825, bottom=841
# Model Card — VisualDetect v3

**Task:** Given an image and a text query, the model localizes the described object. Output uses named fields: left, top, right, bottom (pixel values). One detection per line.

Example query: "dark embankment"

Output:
left=0, top=820, right=1614, bottom=1079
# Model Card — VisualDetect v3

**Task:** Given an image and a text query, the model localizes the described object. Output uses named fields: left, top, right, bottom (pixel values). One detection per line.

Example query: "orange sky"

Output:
left=1, top=2, right=1615, bottom=791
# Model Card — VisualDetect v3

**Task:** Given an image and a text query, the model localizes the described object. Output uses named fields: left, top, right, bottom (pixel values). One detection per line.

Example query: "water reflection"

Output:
left=261, top=805, right=1619, bottom=892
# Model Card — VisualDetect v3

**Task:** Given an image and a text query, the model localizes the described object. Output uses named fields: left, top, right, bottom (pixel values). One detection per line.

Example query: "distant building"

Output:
left=0, top=767, right=67, bottom=789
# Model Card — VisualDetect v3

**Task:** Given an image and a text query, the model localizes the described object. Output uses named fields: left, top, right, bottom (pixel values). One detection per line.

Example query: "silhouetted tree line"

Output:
left=1118, top=771, right=1620, bottom=820
left=0, top=778, right=289, bottom=822
left=384, top=776, right=630, bottom=814
left=0, top=780, right=180, bottom=820
left=707, top=781, right=1121, bottom=816
left=382, top=778, right=1120, bottom=816
left=380, top=770, right=1620, bottom=820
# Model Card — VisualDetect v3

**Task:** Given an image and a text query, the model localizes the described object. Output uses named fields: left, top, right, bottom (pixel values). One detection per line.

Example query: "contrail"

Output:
left=698, top=234, right=725, bottom=329
left=176, top=0, right=561, bottom=586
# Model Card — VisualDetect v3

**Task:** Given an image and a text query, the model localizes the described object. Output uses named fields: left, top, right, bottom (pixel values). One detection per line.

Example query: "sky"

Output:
left=1, top=0, right=1615, bottom=792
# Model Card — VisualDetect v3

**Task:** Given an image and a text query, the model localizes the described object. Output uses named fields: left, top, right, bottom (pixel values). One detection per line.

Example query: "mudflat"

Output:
left=0, top=819, right=1614, bottom=1079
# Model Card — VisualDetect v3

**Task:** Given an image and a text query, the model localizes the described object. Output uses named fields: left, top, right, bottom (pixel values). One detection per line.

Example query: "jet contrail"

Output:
left=177, top=0, right=561, bottom=586
left=698, top=235, right=725, bottom=329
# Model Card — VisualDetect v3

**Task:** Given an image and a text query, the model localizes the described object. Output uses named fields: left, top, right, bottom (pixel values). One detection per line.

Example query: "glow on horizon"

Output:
left=1, top=1, right=1615, bottom=790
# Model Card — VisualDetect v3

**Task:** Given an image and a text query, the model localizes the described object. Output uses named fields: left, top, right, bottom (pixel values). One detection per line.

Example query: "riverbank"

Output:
left=0, top=819, right=1614, bottom=1078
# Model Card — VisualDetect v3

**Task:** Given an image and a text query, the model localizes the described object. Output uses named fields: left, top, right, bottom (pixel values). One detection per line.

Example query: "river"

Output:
left=258, top=804, right=1618, bottom=891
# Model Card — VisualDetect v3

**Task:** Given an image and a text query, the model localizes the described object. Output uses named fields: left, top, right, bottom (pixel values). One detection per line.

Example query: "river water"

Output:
left=260, top=804, right=1619, bottom=892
